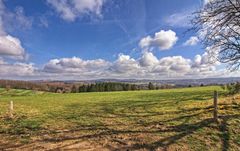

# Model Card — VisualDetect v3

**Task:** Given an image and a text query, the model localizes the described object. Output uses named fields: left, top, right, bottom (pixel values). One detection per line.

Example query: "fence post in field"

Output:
left=9, top=101, right=13, bottom=118
left=213, top=91, right=218, bottom=123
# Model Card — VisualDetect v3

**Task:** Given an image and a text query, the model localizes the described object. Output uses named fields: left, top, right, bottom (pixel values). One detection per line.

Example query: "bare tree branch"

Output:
left=192, top=0, right=240, bottom=70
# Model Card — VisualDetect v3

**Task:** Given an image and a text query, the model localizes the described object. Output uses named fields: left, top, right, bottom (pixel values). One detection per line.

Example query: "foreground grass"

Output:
left=0, top=86, right=240, bottom=150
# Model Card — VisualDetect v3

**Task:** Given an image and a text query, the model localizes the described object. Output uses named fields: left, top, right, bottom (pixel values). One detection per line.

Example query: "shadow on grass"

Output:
left=11, top=104, right=238, bottom=151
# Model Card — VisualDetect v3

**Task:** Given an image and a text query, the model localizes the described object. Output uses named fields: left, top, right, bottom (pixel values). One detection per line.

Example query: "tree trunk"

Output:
left=213, top=91, right=218, bottom=123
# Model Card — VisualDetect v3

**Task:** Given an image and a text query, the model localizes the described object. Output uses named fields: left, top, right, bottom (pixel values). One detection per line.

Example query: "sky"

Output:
left=0, top=0, right=237, bottom=80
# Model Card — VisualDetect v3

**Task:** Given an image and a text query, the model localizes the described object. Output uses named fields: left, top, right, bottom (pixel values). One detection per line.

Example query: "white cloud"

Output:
left=0, top=61, right=35, bottom=77
left=38, top=51, right=225, bottom=79
left=12, top=6, right=32, bottom=29
left=204, top=0, right=209, bottom=4
left=139, top=36, right=152, bottom=49
left=193, top=54, right=202, bottom=65
left=139, top=30, right=178, bottom=50
left=204, top=46, right=220, bottom=64
left=139, top=52, right=159, bottom=67
left=0, top=0, right=29, bottom=74
left=43, top=56, right=110, bottom=74
left=47, top=0, right=106, bottom=22
left=1, top=50, right=228, bottom=80
left=43, top=52, right=224, bottom=79
left=204, top=0, right=215, bottom=4
left=110, top=54, right=140, bottom=74
left=191, top=51, right=220, bottom=75
left=165, top=10, right=193, bottom=27
left=0, top=35, right=25, bottom=59
left=110, top=52, right=220, bottom=79
left=0, top=0, right=28, bottom=60
left=1, top=5, right=33, bottom=30
left=154, top=56, right=191, bottom=75
left=47, top=0, right=76, bottom=21
left=183, top=36, right=199, bottom=46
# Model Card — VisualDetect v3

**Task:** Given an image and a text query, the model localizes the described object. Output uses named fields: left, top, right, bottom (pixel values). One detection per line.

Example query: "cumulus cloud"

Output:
left=110, top=52, right=222, bottom=79
left=0, top=0, right=28, bottom=60
left=183, top=36, right=199, bottom=46
left=139, top=52, right=159, bottom=67
left=204, top=46, right=220, bottom=63
left=159, top=56, right=191, bottom=73
left=0, top=35, right=25, bottom=59
left=0, top=61, right=35, bottom=77
left=0, top=49, right=224, bottom=80
left=139, top=30, right=178, bottom=50
left=191, top=51, right=220, bottom=76
left=43, top=56, right=110, bottom=74
left=149, top=56, right=192, bottom=78
left=109, top=54, right=140, bottom=74
left=38, top=51, right=224, bottom=80
left=47, top=0, right=106, bottom=22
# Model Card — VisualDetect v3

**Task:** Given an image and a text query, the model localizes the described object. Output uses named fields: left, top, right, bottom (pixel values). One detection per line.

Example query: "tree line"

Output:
left=72, top=82, right=140, bottom=93
left=0, top=80, right=73, bottom=93
left=72, top=82, right=176, bottom=93
left=0, top=80, right=178, bottom=93
left=0, top=80, right=160, bottom=93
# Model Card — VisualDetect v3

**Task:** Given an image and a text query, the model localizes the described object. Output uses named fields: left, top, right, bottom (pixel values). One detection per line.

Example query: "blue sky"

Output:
left=0, top=0, right=234, bottom=80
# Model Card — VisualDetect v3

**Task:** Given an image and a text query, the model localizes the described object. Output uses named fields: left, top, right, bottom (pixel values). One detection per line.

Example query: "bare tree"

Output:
left=192, top=0, right=240, bottom=70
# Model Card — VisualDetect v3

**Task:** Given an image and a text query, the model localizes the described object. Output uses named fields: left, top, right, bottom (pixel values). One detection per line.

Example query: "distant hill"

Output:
left=46, top=77, right=240, bottom=86
left=1, top=77, right=240, bottom=93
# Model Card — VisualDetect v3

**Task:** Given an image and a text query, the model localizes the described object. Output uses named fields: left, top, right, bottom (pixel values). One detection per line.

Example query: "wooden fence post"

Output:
left=213, top=91, right=218, bottom=123
left=9, top=101, right=13, bottom=118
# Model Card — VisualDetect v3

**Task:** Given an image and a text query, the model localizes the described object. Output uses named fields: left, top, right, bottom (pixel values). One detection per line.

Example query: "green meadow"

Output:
left=0, top=86, right=240, bottom=150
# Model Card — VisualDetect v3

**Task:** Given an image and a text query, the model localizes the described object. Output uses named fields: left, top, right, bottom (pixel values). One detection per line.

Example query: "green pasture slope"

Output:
left=0, top=86, right=240, bottom=150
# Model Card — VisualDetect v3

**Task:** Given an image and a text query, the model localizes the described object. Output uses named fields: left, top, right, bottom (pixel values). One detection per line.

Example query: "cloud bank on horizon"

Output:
left=0, top=0, right=237, bottom=80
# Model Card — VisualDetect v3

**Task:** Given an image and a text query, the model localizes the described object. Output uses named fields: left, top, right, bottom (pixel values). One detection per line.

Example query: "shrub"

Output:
left=224, top=82, right=240, bottom=95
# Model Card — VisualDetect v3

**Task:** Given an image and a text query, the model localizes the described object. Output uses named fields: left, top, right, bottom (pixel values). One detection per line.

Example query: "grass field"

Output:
left=0, top=86, right=240, bottom=150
